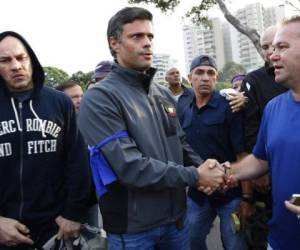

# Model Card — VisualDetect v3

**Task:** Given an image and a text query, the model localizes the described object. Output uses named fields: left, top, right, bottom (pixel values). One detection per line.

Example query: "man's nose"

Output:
left=11, top=58, right=22, bottom=70
left=143, top=36, right=152, bottom=47
left=267, top=47, right=275, bottom=56
left=270, top=50, right=279, bottom=62
left=201, top=73, right=210, bottom=80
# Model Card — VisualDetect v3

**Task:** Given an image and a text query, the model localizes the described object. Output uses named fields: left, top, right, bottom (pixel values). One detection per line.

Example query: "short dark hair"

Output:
left=56, top=80, right=81, bottom=92
left=107, top=7, right=153, bottom=57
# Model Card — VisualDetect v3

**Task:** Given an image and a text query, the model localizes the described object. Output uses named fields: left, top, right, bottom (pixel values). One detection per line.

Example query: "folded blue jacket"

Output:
left=89, top=131, right=129, bottom=196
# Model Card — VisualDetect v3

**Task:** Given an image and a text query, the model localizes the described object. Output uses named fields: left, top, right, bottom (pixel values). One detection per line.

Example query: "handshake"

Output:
left=196, top=159, right=237, bottom=195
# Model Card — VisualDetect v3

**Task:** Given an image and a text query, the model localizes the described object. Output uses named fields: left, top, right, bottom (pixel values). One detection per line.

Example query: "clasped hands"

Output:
left=0, top=216, right=81, bottom=247
left=196, top=159, right=236, bottom=195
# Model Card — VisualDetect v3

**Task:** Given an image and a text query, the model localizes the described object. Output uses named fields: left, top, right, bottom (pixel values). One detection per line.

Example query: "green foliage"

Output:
left=43, top=67, right=69, bottom=88
left=69, top=71, right=94, bottom=90
left=220, top=62, right=246, bottom=82
left=182, top=76, right=191, bottom=88
left=128, top=0, right=216, bottom=27
left=185, top=0, right=216, bottom=28
left=43, top=67, right=93, bottom=90
left=128, top=0, right=180, bottom=12
left=215, top=81, right=231, bottom=90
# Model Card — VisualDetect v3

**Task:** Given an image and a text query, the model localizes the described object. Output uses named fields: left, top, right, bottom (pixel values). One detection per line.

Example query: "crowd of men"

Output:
left=0, top=6, right=300, bottom=250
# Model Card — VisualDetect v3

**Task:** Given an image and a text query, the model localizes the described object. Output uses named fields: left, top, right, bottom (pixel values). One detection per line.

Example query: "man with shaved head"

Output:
left=165, top=67, right=188, bottom=101
left=240, top=26, right=287, bottom=249
left=0, top=31, right=90, bottom=249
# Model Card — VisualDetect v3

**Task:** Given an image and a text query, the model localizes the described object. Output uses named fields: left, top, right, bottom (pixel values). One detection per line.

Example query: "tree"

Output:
left=215, top=81, right=231, bottom=90
left=221, top=61, right=246, bottom=82
left=43, top=66, right=69, bottom=88
left=182, top=76, right=191, bottom=88
left=284, top=0, right=300, bottom=12
left=128, top=0, right=263, bottom=57
left=69, top=71, right=94, bottom=90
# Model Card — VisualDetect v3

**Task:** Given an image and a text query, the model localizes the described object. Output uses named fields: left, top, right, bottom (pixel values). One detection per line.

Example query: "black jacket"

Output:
left=0, top=31, right=90, bottom=227
left=241, top=64, right=287, bottom=152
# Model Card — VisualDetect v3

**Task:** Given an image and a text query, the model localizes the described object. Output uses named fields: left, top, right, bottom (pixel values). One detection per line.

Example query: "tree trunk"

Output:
left=215, top=0, right=263, bottom=58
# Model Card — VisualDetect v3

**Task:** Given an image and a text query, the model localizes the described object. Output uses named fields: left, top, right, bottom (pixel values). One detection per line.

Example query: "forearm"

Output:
left=235, top=153, right=253, bottom=195
left=64, top=133, right=90, bottom=220
left=103, top=140, right=199, bottom=190
left=230, top=154, right=268, bottom=181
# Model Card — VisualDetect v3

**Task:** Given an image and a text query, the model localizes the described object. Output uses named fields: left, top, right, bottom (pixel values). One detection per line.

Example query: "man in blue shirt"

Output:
left=177, top=55, right=248, bottom=250
left=228, top=16, right=300, bottom=250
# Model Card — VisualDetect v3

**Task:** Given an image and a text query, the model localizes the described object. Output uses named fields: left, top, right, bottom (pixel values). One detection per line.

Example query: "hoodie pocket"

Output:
left=32, top=179, right=57, bottom=211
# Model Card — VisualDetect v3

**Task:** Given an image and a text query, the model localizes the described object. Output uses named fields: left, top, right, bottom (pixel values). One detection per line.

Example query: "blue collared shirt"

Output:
left=177, top=90, right=245, bottom=204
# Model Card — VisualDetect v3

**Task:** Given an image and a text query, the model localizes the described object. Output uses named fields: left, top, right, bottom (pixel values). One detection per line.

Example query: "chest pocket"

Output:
left=202, top=115, right=225, bottom=126
left=155, top=96, right=177, bottom=136
left=201, top=113, right=226, bottom=138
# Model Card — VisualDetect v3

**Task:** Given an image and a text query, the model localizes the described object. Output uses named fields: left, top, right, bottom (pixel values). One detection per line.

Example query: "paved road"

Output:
left=207, top=218, right=223, bottom=250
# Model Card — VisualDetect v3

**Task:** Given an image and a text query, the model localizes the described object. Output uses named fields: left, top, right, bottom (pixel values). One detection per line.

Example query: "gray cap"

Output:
left=190, top=55, right=217, bottom=72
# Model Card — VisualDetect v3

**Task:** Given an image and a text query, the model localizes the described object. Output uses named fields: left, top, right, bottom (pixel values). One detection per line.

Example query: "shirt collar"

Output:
left=193, top=90, right=220, bottom=109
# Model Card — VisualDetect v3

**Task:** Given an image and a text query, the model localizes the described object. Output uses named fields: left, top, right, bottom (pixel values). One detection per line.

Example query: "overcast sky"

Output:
left=1, top=0, right=289, bottom=76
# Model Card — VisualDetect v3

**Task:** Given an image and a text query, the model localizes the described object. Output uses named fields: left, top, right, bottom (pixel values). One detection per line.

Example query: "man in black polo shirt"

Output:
left=177, top=55, right=248, bottom=250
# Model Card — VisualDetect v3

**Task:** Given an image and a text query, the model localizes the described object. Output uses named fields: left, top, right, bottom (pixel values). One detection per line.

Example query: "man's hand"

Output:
left=228, top=92, right=248, bottom=113
left=0, top=217, right=33, bottom=246
left=196, top=159, right=225, bottom=194
left=285, top=200, right=300, bottom=218
left=224, top=171, right=239, bottom=191
left=55, top=216, right=81, bottom=240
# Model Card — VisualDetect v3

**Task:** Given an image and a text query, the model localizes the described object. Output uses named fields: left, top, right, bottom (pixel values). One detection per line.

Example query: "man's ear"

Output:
left=109, top=36, right=120, bottom=55
left=188, top=74, right=194, bottom=87
left=188, top=73, right=192, bottom=83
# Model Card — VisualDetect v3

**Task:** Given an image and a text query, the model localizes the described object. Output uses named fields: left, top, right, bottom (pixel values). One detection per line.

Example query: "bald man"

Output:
left=228, top=17, right=300, bottom=249
left=240, top=26, right=288, bottom=249
left=165, top=67, right=190, bottom=102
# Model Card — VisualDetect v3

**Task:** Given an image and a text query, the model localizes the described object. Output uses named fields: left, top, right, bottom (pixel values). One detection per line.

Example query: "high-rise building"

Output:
left=152, top=53, right=177, bottom=85
left=236, top=3, right=285, bottom=71
left=236, top=3, right=265, bottom=71
left=182, top=3, right=285, bottom=73
left=222, top=22, right=233, bottom=64
left=182, top=18, right=226, bottom=73
left=264, top=5, right=285, bottom=29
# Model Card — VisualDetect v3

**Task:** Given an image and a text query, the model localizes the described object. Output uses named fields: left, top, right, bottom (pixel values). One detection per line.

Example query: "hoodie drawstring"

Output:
left=10, top=97, right=46, bottom=138
left=29, top=100, right=46, bottom=138
left=11, top=97, right=22, bottom=132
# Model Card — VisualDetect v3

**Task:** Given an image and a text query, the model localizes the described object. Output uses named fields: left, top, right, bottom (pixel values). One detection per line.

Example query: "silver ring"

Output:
left=297, top=214, right=300, bottom=220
